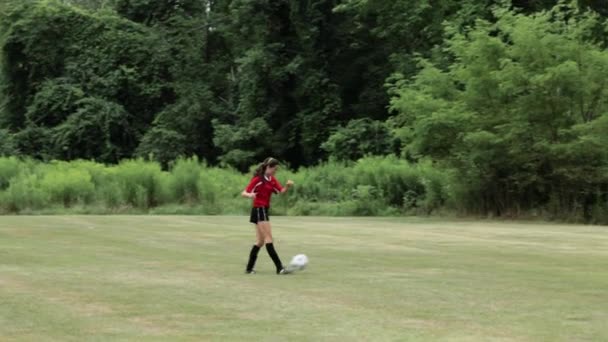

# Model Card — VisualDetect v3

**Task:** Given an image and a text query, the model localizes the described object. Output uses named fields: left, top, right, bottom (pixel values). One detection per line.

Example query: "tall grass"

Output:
left=283, top=156, right=452, bottom=216
left=0, top=156, right=453, bottom=216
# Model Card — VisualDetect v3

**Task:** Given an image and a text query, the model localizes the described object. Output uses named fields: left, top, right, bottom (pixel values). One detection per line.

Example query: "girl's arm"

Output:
left=241, top=190, right=256, bottom=199
left=243, top=176, right=260, bottom=198
left=280, top=180, right=294, bottom=193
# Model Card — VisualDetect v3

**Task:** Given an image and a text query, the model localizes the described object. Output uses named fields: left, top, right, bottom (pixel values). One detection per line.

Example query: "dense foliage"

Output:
left=1, top=0, right=607, bottom=221
left=389, top=4, right=608, bottom=221
left=0, top=157, right=453, bottom=218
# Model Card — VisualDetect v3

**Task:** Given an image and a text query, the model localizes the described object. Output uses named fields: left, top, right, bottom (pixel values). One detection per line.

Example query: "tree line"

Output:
left=1, top=0, right=607, bottom=221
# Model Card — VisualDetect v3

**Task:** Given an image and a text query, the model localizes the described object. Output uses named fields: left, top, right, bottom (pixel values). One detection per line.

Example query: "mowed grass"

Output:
left=0, top=216, right=607, bottom=341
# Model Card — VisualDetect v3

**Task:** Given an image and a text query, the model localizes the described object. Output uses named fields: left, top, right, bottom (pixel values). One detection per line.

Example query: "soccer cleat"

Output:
left=245, top=270, right=256, bottom=274
left=277, top=268, right=292, bottom=275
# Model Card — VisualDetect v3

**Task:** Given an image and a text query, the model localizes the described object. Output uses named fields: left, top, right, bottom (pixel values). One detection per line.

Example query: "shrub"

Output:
left=198, top=166, right=249, bottom=215
left=353, top=156, right=421, bottom=208
left=169, top=157, right=202, bottom=203
left=0, top=173, right=47, bottom=212
left=0, top=157, right=21, bottom=190
left=0, top=156, right=454, bottom=217
left=112, top=159, right=168, bottom=208
left=39, top=164, right=95, bottom=207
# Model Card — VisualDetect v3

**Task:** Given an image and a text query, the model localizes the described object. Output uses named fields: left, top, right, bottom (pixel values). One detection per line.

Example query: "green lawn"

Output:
left=0, top=216, right=606, bottom=341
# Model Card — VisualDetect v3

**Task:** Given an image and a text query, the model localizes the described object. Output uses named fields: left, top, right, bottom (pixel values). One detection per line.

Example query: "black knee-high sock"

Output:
left=246, top=245, right=261, bottom=271
left=265, top=243, right=283, bottom=273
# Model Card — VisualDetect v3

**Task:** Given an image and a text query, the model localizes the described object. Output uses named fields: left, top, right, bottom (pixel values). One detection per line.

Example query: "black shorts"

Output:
left=250, top=207, right=270, bottom=224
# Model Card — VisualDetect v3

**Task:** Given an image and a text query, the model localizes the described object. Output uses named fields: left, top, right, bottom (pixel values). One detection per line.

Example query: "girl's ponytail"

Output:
left=254, top=162, right=265, bottom=177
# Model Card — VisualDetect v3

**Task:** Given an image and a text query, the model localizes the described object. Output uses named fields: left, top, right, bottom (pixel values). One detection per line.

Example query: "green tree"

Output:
left=135, top=126, right=188, bottom=167
left=114, top=0, right=206, bottom=25
left=211, top=0, right=343, bottom=167
left=131, top=0, right=217, bottom=163
left=322, top=118, right=394, bottom=161
left=60, top=0, right=114, bottom=10
left=389, top=3, right=608, bottom=219
left=0, top=1, right=174, bottom=162
left=0, top=129, right=17, bottom=156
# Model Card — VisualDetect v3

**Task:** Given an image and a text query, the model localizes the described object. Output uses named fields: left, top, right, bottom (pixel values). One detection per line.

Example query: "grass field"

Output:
left=0, top=216, right=606, bottom=341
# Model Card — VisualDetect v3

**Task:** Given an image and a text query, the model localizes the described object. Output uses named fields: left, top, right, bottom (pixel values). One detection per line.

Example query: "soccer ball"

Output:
left=288, top=254, right=309, bottom=272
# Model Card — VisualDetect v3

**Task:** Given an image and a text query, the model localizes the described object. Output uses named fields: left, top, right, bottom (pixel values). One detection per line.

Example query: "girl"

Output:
left=241, top=157, right=294, bottom=274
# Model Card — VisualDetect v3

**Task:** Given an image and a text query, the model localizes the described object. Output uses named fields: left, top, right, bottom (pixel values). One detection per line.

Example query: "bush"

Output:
left=0, top=156, right=21, bottom=190
left=198, top=166, right=250, bottom=215
left=283, top=156, right=451, bottom=216
left=169, top=157, right=202, bottom=203
left=112, top=159, right=168, bottom=208
left=352, top=156, right=425, bottom=209
left=0, top=173, right=47, bottom=212
left=0, top=156, right=464, bottom=218
left=39, top=164, right=95, bottom=207
left=286, top=161, right=352, bottom=204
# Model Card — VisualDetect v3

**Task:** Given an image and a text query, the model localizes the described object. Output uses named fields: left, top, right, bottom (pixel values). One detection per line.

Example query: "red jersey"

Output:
left=245, top=175, right=284, bottom=208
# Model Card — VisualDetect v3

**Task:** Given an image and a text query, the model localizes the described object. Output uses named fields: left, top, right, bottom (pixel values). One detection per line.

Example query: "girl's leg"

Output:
left=255, top=224, right=265, bottom=246
left=258, top=221, right=285, bottom=273
left=245, top=225, right=265, bottom=273
left=258, top=221, right=273, bottom=244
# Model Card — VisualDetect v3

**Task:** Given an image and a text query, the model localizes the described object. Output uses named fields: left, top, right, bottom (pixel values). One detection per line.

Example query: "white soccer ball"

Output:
left=288, top=254, right=309, bottom=271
